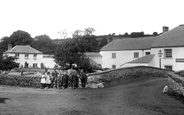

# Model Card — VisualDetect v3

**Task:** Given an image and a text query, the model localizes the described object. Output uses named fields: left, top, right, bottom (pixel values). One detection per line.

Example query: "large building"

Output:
left=100, top=25, right=184, bottom=71
left=3, top=45, right=56, bottom=68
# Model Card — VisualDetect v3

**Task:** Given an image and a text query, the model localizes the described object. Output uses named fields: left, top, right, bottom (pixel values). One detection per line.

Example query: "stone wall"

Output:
left=87, top=66, right=169, bottom=88
left=167, top=72, right=184, bottom=96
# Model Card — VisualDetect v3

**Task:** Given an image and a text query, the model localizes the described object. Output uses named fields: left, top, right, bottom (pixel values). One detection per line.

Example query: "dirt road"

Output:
left=0, top=77, right=184, bottom=115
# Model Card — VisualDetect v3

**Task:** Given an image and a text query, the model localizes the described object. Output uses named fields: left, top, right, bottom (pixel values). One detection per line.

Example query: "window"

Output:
left=112, top=65, right=116, bottom=69
left=33, top=63, right=38, bottom=68
left=164, top=49, right=172, bottom=58
left=134, top=52, right=139, bottom=58
left=112, top=53, right=116, bottom=58
left=15, top=53, right=19, bottom=58
left=24, top=61, right=29, bottom=68
left=25, top=54, right=29, bottom=59
left=145, top=52, right=150, bottom=55
left=165, top=65, right=172, bottom=71
left=33, top=54, right=37, bottom=60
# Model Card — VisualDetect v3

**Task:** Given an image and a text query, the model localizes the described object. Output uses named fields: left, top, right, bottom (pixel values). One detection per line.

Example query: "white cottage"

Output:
left=3, top=45, right=56, bottom=68
left=100, top=24, right=184, bottom=71
left=100, top=36, right=156, bottom=69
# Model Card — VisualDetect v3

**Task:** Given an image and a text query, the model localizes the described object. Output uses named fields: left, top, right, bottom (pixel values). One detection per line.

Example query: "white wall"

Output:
left=100, top=49, right=151, bottom=69
left=15, top=53, right=43, bottom=68
left=5, top=53, right=56, bottom=68
left=151, top=47, right=184, bottom=71
left=42, top=57, right=56, bottom=68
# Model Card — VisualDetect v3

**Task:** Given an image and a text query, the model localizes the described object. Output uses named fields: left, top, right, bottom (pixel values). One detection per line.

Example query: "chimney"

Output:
left=163, top=26, right=169, bottom=33
left=8, top=44, right=12, bottom=50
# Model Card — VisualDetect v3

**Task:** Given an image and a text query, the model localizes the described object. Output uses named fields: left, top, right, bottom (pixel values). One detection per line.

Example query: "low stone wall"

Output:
left=167, top=72, right=184, bottom=96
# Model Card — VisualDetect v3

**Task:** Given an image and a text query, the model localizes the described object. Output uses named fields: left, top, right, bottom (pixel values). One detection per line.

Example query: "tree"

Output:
left=54, top=38, right=90, bottom=69
left=0, top=36, right=10, bottom=59
left=54, top=39, right=82, bottom=68
left=58, top=29, right=68, bottom=39
left=9, top=30, right=33, bottom=46
left=72, top=30, right=82, bottom=38
left=31, top=34, right=56, bottom=54
left=72, top=27, right=99, bottom=52
left=97, top=37, right=107, bottom=51
left=124, top=32, right=129, bottom=37
left=0, top=31, right=33, bottom=58
left=130, top=32, right=145, bottom=38
left=153, top=32, right=158, bottom=36
left=0, top=56, right=19, bottom=71
left=106, top=33, right=115, bottom=43
left=83, top=27, right=95, bottom=36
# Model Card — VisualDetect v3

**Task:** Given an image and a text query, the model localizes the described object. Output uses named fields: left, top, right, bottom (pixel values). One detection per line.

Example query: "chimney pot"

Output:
left=163, top=26, right=169, bottom=33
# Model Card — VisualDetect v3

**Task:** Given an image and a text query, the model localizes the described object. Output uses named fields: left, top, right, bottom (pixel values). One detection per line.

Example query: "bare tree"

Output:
left=58, top=29, right=68, bottom=39
left=83, top=27, right=95, bottom=36
left=72, top=30, right=83, bottom=38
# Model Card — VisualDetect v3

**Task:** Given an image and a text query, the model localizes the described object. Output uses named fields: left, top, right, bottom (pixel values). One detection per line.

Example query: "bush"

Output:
left=0, top=74, right=41, bottom=88
left=167, top=91, right=184, bottom=104
left=0, top=56, right=19, bottom=71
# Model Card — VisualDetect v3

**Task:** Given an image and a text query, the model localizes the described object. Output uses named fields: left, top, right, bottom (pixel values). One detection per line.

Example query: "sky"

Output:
left=0, top=0, right=184, bottom=39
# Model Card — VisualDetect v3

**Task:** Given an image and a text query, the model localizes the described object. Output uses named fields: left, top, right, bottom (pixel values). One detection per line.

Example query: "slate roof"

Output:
left=152, top=24, right=184, bottom=48
left=100, top=36, right=157, bottom=51
left=89, top=58, right=102, bottom=69
left=127, top=54, right=155, bottom=64
left=85, top=52, right=102, bottom=57
left=4, top=45, right=43, bottom=54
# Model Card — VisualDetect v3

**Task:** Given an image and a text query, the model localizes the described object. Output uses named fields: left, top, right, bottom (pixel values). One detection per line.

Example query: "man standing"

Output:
left=80, top=69, right=87, bottom=88
left=68, top=67, right=76, bottom=88
left=62, top=70, right=69, bottom=89
left=73, top=72, right=79, bottom=89
left=51, top=69, right=59, bottom=88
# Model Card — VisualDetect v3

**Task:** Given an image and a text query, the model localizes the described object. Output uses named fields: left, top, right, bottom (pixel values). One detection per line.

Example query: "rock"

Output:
left=87, top=82, right=104, bottom=88
left=163, top=85, right=168, bottom=93
left=97, top=83, right=104, bottom=88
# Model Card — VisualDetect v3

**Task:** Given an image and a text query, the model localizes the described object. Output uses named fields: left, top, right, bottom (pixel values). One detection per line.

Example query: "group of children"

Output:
left=40, top=68, right=88, bottom=89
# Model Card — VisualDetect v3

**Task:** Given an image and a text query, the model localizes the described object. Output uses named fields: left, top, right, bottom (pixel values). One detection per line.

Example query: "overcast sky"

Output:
left=0, top=0, right=183, bottom=39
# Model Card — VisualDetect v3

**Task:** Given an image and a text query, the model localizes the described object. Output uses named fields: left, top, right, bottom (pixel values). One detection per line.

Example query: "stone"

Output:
left=163, top=85, right=168, bottom=93
left=87, top=82, right=104, bottom=88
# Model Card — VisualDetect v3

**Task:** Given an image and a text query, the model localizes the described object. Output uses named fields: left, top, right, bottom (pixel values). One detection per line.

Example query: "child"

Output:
left=40, top=72, right=46, bottom=89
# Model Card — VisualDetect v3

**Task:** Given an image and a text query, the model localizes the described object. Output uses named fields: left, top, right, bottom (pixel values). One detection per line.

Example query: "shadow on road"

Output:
left=0, top=98, right=9, bottom=103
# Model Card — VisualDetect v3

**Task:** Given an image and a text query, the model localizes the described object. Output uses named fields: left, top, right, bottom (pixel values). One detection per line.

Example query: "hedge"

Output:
left=0, top=74, right=41, bottom=88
